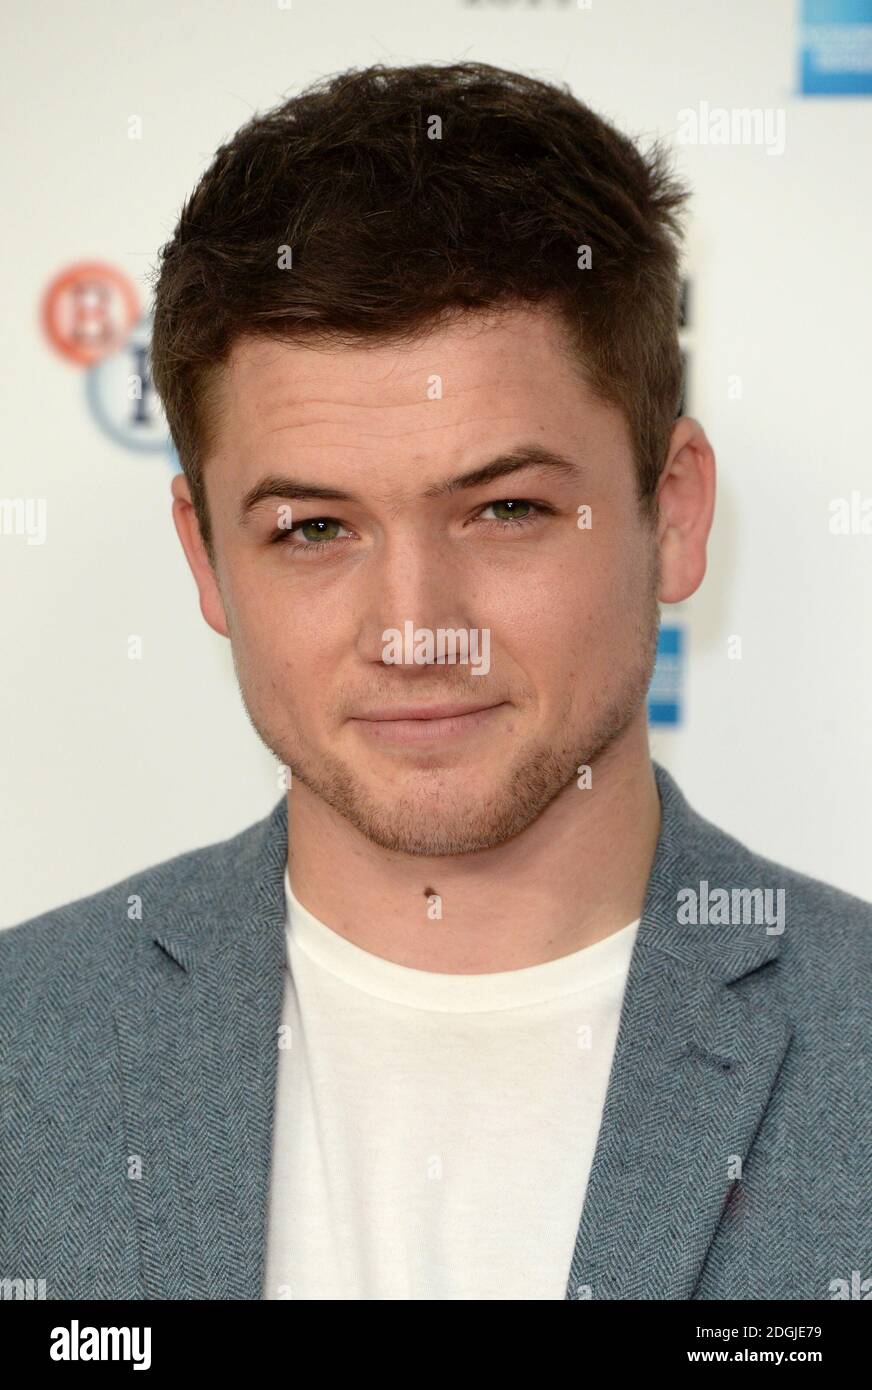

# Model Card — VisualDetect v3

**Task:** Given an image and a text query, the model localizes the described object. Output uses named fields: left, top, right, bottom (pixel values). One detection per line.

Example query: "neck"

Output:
left=286, top=716, right=660, bottom=973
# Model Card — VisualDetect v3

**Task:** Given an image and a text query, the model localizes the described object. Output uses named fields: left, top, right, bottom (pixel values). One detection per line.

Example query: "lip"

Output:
left=350, top=701, right=508, bottom=743
left=354, top=701, right=501, bottom=721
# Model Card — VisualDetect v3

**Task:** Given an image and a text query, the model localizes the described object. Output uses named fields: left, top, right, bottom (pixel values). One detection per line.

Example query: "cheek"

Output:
left=497, top=551, right=602, bottom=636
left=227, top=567, right=350, bottom=697
left=483, top=567, right=589, bottom=693
left=498, top=538, right=645, bottom=670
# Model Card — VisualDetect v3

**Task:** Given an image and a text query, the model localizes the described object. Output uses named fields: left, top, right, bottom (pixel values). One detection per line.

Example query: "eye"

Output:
left=476, top=499, right=550, bottom=526
left=272, top=516, right=352, bottom=551
left=269, top=499, right=553, bottom=554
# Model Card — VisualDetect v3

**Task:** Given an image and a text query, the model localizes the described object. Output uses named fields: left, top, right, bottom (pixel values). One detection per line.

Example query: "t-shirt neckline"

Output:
left=283, top=868, right=639, bottom=1014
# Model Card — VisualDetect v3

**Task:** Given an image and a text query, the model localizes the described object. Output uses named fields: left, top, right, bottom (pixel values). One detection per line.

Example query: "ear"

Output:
left=655, top=417, right=716, bottom=603
left=170, top=473, right=230, bottom=638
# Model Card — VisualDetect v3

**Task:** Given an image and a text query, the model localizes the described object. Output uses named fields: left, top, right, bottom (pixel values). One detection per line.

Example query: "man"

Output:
left=1, top=62, right=869, bottom=1303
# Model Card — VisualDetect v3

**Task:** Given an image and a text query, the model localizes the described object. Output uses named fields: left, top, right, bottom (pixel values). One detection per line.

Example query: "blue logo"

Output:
left=800, top=0, right=872, bottom=95
left=648, top=624, right=685, bottom=727
left=85, top=315, right=179, bottom=471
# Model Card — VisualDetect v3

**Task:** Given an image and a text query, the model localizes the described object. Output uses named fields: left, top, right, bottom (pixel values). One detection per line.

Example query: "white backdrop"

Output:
left=2, top=0, right=871, bottom=928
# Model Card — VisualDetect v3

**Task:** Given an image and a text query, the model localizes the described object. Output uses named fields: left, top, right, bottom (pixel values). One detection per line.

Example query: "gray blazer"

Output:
left=1, top=763, right=869, bottom=1300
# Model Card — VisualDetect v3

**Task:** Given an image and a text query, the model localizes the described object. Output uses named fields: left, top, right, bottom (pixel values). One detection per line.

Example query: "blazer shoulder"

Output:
left=676, top=776, right=872, bottom=926
left=735, top=835, right=872, bottom=942
left=755, top=847, right=872, bottom=990
left=0, top=804, right=282, bottom=1006
left=698, top=804, right=872, bottom=1005
left=658, top=767, right=872, bottom=1013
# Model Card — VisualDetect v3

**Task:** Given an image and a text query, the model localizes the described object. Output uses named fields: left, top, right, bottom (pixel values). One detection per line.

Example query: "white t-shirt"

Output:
left=262, top=868, right=638, bottom=1301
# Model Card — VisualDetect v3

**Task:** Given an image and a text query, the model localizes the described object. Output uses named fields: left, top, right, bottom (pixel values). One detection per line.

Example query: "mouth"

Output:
left=349, top=701, right=509, bottom=744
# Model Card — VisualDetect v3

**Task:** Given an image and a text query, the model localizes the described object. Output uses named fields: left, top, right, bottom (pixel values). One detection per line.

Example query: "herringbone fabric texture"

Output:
left=1, top=763, right=870, bottom=1300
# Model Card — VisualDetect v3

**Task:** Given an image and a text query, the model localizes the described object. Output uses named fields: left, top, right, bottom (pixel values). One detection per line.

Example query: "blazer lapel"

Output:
left=565, top=765, right=793, bottom=1300
left=114, top=797, right=289, bottom=1299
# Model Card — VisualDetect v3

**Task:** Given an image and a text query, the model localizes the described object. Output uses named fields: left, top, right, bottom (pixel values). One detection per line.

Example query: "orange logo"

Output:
left=41, top=262, right=140, bottom=366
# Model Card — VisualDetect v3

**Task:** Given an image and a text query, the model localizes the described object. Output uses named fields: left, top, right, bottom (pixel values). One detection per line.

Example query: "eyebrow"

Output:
left=238, top=445, right=582, bottom=524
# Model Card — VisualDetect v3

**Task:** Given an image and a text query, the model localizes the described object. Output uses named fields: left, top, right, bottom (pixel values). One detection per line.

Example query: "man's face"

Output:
left=183, top=305, right=660, bottom=854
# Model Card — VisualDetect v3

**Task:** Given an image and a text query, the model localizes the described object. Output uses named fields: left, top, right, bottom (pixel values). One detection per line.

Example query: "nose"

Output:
left=354, top=525, right=480, bottom=671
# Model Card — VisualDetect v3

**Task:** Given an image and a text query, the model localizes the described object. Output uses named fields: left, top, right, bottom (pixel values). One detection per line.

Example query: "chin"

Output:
left=336, top=769, right=561, bottom=855
left=348, top=813, right=518, bottom=857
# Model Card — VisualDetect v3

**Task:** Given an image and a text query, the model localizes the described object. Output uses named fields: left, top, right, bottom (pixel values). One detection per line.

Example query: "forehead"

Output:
left=201, top=303, right=631, bottom=505
left=214, top=304, right=587, bottom=427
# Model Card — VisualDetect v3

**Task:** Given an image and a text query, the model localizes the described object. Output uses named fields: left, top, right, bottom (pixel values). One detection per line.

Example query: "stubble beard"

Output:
left=239, top=580, right=660, bottom=858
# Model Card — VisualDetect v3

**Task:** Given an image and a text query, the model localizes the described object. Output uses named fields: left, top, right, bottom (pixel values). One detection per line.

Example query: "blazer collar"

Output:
left=144, top=762, right=784, bottom=980
left=148, top=796, right=290, bottom=973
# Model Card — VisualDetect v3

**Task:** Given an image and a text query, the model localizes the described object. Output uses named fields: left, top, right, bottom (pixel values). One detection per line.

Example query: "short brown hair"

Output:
left=150, top=61, right=689, bottom=554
